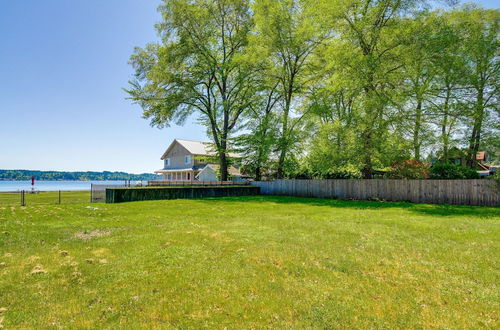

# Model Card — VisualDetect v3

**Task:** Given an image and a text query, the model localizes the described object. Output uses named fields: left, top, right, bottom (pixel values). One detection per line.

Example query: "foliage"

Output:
left=493, top=170, right=500, bottom=183
left=128, top=2, right=499, bottom=180
left=252, top=0, right=324, bottom=178
left=385, top=160, right=430, bottom=179
left=0, top=170, right=159, bottom=181
left=286, top=165, right=314, bottom=180
left=429, top=163, right=480, bottom=180
left=234, top=81, right=280, bottom=181
left=126, top=0, right=257, bottom=180
left=306, top=122, right=359, bottom=174
left=319, top=165, right=362, bottom=179
left=285, top=164, right=362, bottom=180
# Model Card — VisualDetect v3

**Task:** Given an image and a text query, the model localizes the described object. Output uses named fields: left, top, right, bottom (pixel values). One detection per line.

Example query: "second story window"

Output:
left=165, top=158, right=170, bottom=167
left=185, top=155, right=191, bottom=164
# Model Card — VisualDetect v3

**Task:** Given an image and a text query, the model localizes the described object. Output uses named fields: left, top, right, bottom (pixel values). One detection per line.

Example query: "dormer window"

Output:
left=185, top=156, right=191, bottom=164
left=165, top=158, right=170, bottom=167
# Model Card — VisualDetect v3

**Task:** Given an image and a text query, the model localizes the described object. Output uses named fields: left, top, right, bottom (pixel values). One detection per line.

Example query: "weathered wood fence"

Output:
left=252, top=179, right=500, bottom=206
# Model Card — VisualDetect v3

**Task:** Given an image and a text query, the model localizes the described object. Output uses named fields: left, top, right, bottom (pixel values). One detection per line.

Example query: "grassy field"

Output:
left=0, top=193, right=498, bottom=328
left=0, top=190, right=90, bottom=206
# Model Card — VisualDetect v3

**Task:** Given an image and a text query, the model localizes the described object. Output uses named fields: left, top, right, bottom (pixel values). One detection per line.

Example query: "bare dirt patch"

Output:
left=30, top=265, right=47, bottom=275
left=74, top=230, right=111, bottom=240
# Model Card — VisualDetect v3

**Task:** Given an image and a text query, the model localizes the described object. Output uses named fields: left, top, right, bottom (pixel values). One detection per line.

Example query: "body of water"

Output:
left=0, top=180, right=137, bottom=192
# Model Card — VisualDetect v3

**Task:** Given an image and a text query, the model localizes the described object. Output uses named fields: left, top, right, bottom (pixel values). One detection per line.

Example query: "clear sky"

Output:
left=0, top=0, right=497, bottom=174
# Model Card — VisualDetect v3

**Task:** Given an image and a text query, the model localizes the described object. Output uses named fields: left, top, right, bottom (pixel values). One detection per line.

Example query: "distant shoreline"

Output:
left=0, top=169, right=160, bottom=181
left=0, top=179, right=135, bottom=181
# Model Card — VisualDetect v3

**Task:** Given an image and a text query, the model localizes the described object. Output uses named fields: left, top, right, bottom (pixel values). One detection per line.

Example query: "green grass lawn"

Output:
left=0, top=194, right=498, bottom=328
left=0, top=191, right=90, bottom=206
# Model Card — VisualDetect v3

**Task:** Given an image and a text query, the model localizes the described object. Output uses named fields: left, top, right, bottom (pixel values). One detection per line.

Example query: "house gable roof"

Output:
left=161, top=139, right=241, bottom=159
left=161, top=139, right=213, bottom=160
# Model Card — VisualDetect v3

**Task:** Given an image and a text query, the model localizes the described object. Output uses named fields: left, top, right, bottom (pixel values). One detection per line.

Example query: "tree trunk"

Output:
left=466, top=88, right=484, bottom=168
left=413, top=98, right=422, bottom=161
left=219, top=151, right=229, bottom=181
left=255, top=166, right=261, bottom=181
left=441, top=87, right=451, bottom=164
left=361, top=129, right=373, bottom=179
left=276, top=91, right=292, bottom=179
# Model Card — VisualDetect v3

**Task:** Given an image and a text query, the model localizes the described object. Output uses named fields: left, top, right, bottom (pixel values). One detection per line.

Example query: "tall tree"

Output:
left=236, top=80, right=281, bottom=180
left=429, top=12, right=466, bottom=163
left=126, top=0, right=256, bottom=180
left=453, top=7, right=499, bottom=167
left=324, top=0, right=419, bottom=178
left=399, top=12, right=442, bottom=161
left=253, top=0, right=325, bottom=178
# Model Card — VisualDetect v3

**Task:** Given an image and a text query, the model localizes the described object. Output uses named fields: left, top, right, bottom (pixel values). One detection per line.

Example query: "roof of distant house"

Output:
left=161, top=139, right=240, bottom=159
left=204, top=164, right=241, bottom=176
left=476, top=151, right=486, bottom=161
left=176, top=139, right=211, bottom=155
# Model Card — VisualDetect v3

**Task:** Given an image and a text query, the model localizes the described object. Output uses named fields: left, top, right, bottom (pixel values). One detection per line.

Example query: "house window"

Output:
left=185, top=156, right=191, bottom=164
left=165, top=158, right=171, bottom=167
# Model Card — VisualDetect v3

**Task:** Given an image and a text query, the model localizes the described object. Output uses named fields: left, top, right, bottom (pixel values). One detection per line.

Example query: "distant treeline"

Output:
left=0, top=170, right=161, bottom=181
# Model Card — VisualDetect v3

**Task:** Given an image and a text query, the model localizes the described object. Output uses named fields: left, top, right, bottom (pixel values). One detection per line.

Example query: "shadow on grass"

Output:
left=198, top=195, right=499, bottom=218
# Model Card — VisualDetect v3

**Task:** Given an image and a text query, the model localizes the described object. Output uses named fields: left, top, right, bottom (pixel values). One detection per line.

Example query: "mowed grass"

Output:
left=0, top=191, right=90, bottom=206
left=0, top=194, right=498, bottom=328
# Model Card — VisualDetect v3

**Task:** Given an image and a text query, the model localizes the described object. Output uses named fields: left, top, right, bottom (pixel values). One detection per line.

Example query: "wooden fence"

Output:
left=252, top=179, right=500, bottom=206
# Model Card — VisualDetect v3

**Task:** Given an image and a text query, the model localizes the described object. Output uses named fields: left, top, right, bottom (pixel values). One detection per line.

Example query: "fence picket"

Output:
left=252, top=179, right=499, bottom=206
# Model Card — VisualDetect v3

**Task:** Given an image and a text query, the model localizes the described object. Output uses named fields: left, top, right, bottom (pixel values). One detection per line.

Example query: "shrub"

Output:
left=430, top=163, right=480, bottom=179
left=320, top=166, right=362, bottom=179
left=287, top=165, right=362, bottom=180
left=287, top=167, right=314, bottom=179
left=491, top=170, right=500, bottom=183
left=386, top=160, right=429, bottom=179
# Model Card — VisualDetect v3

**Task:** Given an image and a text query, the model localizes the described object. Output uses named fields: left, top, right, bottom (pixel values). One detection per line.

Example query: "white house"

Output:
left=154, top=139, right=243, bottom=181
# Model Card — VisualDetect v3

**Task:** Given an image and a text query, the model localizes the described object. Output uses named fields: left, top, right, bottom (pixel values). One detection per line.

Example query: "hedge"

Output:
left=106, top=186, right=260, bottom=203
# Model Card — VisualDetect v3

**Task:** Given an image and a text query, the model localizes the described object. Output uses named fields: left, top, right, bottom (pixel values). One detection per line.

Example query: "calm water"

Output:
left=0, top=180, right=135, bottom=192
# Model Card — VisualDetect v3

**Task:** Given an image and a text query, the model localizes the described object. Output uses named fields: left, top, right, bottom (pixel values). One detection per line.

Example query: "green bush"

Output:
left=492, top=170, right=500, bottom=183
left=320, top=166, right=362, bottom=179
left=285, top=166, right=312, bottom=179
left=287, top=165, right=362, bottom=180
left=386, top=160, right=429, bottom=179
left=430, top=163, right=480, bottom=179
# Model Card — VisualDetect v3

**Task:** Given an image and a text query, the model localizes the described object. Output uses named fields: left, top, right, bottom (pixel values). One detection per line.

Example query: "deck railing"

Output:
left=147, top=180, right=250, bottom=187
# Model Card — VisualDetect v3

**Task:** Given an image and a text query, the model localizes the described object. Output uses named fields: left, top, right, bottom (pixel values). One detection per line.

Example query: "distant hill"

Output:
left=0, top=169, right=161, bottom=181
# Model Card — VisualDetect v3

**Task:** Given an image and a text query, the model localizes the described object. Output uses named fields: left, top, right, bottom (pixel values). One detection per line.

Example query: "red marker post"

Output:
left=31, top=176, right=35, bottom=193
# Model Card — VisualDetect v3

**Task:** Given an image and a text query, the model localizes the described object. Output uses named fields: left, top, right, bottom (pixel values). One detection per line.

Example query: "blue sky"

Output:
left=0, top=0, right=497, bottom=173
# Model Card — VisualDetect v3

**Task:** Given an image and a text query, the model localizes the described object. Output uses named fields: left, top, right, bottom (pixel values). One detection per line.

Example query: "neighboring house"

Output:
left=154, top=139, right=242, bottom=181
left=447, top=149, right=489, bottom=170
left=434, top=148, right=487, bottom=168
left=433, top=148, right=494, bottom=176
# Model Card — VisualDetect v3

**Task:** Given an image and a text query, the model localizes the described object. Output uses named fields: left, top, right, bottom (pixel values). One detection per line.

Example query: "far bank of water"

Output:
left=0, top=180, right=137, bottom=192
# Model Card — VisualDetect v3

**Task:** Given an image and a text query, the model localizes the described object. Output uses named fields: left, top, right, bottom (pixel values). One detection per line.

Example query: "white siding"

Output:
left=197, top=167, right=218, bottom=181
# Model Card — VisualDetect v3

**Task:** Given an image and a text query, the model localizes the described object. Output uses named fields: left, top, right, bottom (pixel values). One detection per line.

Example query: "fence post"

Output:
left=90, top=184, right=93, bottom=203
left=21, top=190, right=25, bottom=206
left=58, top=190, right=61, bottom=204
